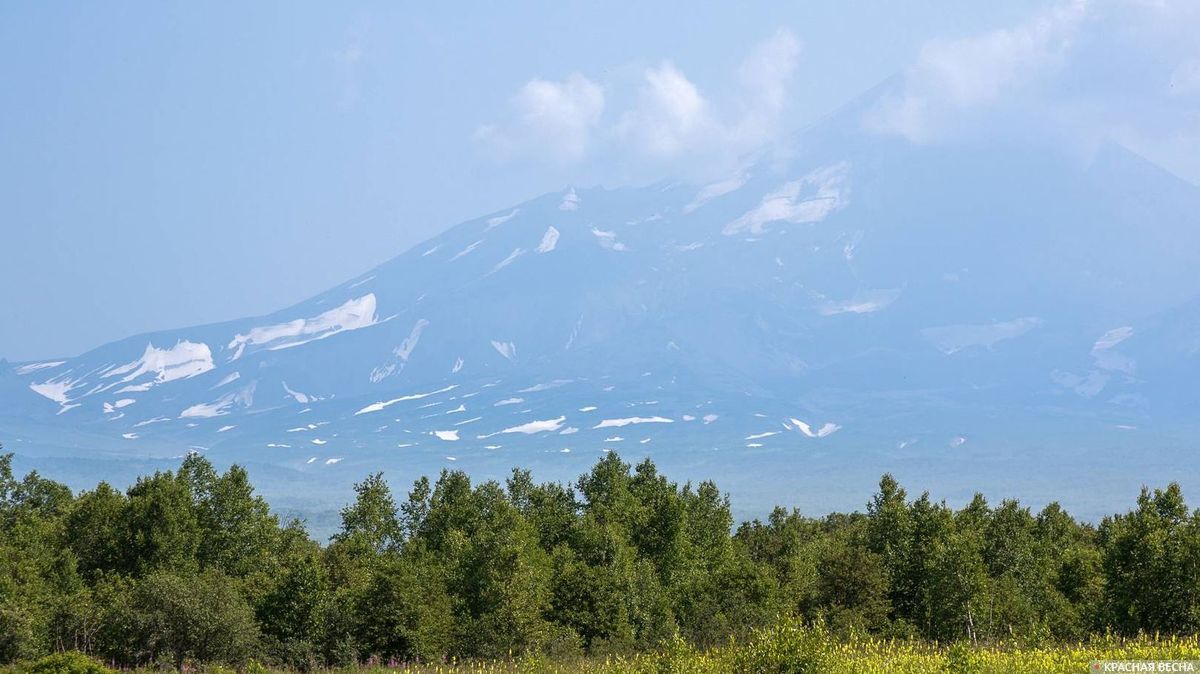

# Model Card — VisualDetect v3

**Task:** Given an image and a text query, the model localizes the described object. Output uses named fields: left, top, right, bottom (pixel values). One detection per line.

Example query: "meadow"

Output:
left=9, top=624, right=1200, bottom=674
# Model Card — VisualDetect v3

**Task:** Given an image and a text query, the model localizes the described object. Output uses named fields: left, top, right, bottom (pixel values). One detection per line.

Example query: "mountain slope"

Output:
left=5, top=89, right=1200, bottom=530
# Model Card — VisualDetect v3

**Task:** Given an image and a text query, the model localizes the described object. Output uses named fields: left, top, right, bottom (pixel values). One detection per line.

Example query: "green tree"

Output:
left=866, top=474, right=913, bottom=627
left=333, top=473, right=401, bottom=556
left=119, top=471, right=199, bottom=576
left=353, top=549, right=453, bottom=662
left=256, top=549, right=328, bottom=669
left=130, top=569, right=260, bottom=670
left=1100, top=483, right=1200, bottom=634
left=816, top=534, right=890, bottom=633
left=195, top=463, right=280, bottom=579
left=63, top=483, right=125, bottom=582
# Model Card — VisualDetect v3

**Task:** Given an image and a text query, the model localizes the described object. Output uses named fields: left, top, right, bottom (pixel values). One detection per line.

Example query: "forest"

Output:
left=2, top=444, right=1199, bottom=671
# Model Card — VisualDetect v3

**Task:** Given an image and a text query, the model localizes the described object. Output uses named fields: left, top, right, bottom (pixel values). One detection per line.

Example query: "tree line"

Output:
left=1, top=445, right=1198, bottom=669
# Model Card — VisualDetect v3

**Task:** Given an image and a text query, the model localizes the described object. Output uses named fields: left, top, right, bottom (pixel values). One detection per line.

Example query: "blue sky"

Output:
left=2, top=1, right=1197, bottom=361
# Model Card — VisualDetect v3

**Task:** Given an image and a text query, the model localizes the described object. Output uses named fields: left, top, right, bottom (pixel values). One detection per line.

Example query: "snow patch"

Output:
left=843, top=231, right=863, bottom=262
left=1091, top=326, right=1135, bottom=373
left=491, top=248, right=525, bottom=273
left=396, top=319, right=430, bottom=362
left=536, top=227, right=560, bottom=253
left=519, top=380, right=571, bottom=393
left=180, top=384, right=255, bottom=419
left=591, top=228, right=627, bottom=252
left=432, top=430, right=459, bottom=441
left=790, top=419, right=841, bottom=438
left=922, top=317, right=1042, bottom=354
left=724, top=162, right=850, bottom=235
left=1093, top=326, right=1133, bottom=352
left=213, top=372, right=241, bottom=388
left=228, top=295, right=378, bottom=359
left=1050, top=370, right=1110, bottom=398
left=491, top=341, right=517, bottom=361
left=745, top=431, right=779, bottom=440
left=685, top=173, right=748, bottom=213
left=282, top=381, right=315, bottom=404
left=502, top=416, right=567, bottom=435
left=105, top=341, right=215, bottom=386
left=820, top=289, right=901, bottom=316
left=354, top=384, right=458, bottom=415
left=487, top=208, right=519, bottom=229
left=450, top=240, right=483, bottom=261
left=482, top=416, right=566, bottom=437
left=15, top=361, right=65, bottom=375
left=593, top=416, right=673, bottom=429
left=559, top=188, right=580, bottom=211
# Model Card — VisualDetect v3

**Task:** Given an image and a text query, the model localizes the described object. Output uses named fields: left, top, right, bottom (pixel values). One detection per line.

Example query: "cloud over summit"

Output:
left=475, top=29, right=802, bottom=176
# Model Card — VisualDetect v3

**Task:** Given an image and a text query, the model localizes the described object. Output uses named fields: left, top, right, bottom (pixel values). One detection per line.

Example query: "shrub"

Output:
left=23, top=652, right=114, bottom=674
left=731, top=618, right=832, bottom=673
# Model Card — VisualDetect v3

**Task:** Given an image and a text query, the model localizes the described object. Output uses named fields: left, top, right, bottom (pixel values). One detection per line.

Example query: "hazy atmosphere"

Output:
left=4, top=2, right=1198, bottom=360
left=3, top=3, right=1200, bottom=671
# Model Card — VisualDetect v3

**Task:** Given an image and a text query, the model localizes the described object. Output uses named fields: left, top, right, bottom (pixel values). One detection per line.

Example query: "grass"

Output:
left=334, top=625, right=1200, bottom=674
left=10, top=622, right=1200, bottom=674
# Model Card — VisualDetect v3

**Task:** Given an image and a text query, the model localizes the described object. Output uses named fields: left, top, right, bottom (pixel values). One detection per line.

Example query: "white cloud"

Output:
left=866, top=1, right=1087, bottom=141
left=731, top=28, right=802, bottom=146
left=475, top=73, right=605, bottom=164
left=615, top=61, right=715, bottom=158
left=476, top=29, right=800, bottom=171
left=863, top=0, right=1200, bottom=184
left=616, top=29, right=800, bottom=162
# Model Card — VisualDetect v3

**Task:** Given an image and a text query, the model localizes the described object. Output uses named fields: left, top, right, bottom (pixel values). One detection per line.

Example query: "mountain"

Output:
left=5, top=86, right=1200, bottom=533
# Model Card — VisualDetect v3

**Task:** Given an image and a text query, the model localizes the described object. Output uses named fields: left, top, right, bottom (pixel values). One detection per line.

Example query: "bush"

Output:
left=23, top=652, right=114, bottom=674
left=731, top=618, right=832, bottom=673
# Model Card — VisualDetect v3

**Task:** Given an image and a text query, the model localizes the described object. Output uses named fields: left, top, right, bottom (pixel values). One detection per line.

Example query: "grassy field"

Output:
left=383, top=630, right=1200, bottom=673
left=14, top=622, right=1199, bottom=674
